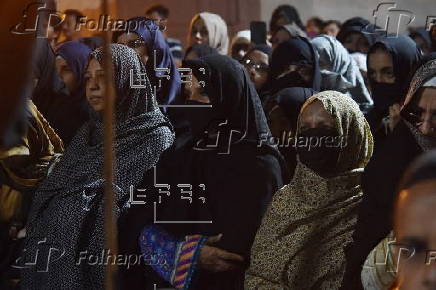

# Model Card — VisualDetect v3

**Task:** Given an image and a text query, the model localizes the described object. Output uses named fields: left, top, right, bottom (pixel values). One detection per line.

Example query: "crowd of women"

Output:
left=1, top=2, right=436, bottom=290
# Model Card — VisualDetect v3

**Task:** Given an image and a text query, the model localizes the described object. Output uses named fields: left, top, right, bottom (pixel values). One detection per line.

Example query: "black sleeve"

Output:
left=341, top=123, right=421, bottom=289
left=206, top=154, right=284, bottom=258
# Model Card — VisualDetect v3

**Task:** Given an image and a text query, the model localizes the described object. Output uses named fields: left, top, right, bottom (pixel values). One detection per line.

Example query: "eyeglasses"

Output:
left=125, top=39, right=146, bottom=49
left=242, top=58, right=269, bottom=73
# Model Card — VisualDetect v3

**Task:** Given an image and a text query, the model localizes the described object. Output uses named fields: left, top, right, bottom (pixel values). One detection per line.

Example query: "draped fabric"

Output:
left=32, top=39, right=88, bottom=145
left=21, top=44, right=174, bottom=289
left=312, top=34, right=372, bottom=108
left=245, top=91, right=373, bottom=289
left=337, top=17, right=379, bottom=52
left=184, top=44, right=219, bottom=60
left=368, top=35, right=422, bottom=105
left=342, top=54, right=436, bottom=290
left=401, top=57, right=436, bottom=151
left=278, top=23, right=307, bottom=38
left=194, top=12, right=229, bottom=55
left=365, top=35, right=422, bottom=145
left=269, top=37, right=322, bottom=94
left=267, top=87, right=317, bottom=177
left=140, top=54, right=287, bottom=290
left=56, top=41, right=91, bottom=98
left=114, top=17, right=181, bottom=106
left=0, top=100, right=63, bottom=223
left=56, top=41, right=91, bottom=126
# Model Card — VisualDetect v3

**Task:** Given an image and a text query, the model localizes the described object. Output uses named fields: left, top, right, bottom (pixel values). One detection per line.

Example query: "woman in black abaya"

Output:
left=138, top=54, right=287, bottom=290
left=365, top=35, right=421, bottom=147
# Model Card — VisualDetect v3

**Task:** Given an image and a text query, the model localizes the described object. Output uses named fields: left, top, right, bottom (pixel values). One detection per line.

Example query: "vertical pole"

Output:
left=100, top=0, right=118, bottom=289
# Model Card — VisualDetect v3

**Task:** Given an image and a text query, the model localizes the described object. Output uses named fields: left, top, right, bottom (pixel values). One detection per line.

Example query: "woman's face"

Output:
left=299, top=100, right=335, bottom=131
left=412, top=87, right=436, bottom=137
left=395, top=180, right=436, bottom=290
left=242, top=50, right=269, bottom=90
left=116, top=32, right=148, bottom=64
left=368, top=49, right=395, bottom=84
left=55, top=55, right=78, bottom=94
left=190, top=17, right=209, bottom=47
left=271, top=29, right=291, bottom=50
left=85, top=58, right=106, bottom=112
left=343, top=32, right=370, bottom=54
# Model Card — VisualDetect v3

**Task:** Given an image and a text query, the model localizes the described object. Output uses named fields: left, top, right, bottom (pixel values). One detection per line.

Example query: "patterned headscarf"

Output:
left=22, top=44, right=174, bottom=289
left=246, top=91, right=374, bottom=289
left=401, top=57, right=436, bottom=151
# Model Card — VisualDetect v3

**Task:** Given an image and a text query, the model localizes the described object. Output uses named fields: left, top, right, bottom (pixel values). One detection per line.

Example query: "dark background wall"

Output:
left=59, top=0, right=261, bottom=48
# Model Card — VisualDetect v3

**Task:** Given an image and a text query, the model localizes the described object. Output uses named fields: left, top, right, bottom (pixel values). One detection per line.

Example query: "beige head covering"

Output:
left=245, top=91, right=373, bottom=289
left=191, top=12, right=229, bottom=55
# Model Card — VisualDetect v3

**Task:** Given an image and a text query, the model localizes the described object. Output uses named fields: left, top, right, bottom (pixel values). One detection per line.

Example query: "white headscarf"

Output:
left=195, top=12, right=229, bottom=55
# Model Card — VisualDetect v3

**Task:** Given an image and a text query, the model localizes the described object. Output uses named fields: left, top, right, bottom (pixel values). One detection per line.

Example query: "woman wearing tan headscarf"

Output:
left=188, top=12, right=229, bottom=55
left=245, top=91, right=373, bottom=289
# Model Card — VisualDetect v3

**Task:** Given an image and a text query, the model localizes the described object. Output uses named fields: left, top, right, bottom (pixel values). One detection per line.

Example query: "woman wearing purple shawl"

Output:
left=113, top=17, right=181, bottom=106
left=55, top=41, right=92, bottom=144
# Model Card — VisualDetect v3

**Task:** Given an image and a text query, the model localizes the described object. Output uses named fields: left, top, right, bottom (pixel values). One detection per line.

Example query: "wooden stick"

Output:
left=100, top=0, right=118, bottom=289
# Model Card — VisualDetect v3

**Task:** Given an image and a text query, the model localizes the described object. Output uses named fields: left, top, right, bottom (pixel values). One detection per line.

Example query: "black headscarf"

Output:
left=31, top=39, right=87, bottom=145
left=22, top=44, right=174, bottom=289
left=337, top=17, right=378, bottom=52
left=270, top=4, right=305, bottom=32
left=182, top=54, right=277, bottom=151
left=153, top=55, right=287, bottom=289
left=365, top=35, right=422, bottom=139
left=275, top=87, right=317, bottom=128
left=184, top=43, right=219, bottom=60
left=368, top=35, right=422, bottom=109
left=269, top=37, right=321, bottom=94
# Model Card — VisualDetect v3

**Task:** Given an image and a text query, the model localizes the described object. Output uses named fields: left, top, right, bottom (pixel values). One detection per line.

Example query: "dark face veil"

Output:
left=269, top=37, right=321, bottom=94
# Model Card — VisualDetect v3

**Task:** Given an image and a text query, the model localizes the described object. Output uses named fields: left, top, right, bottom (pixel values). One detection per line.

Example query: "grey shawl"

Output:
left=21, top=44, right=174, bottom=289
left=312, top=34, right=372, bottom=108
